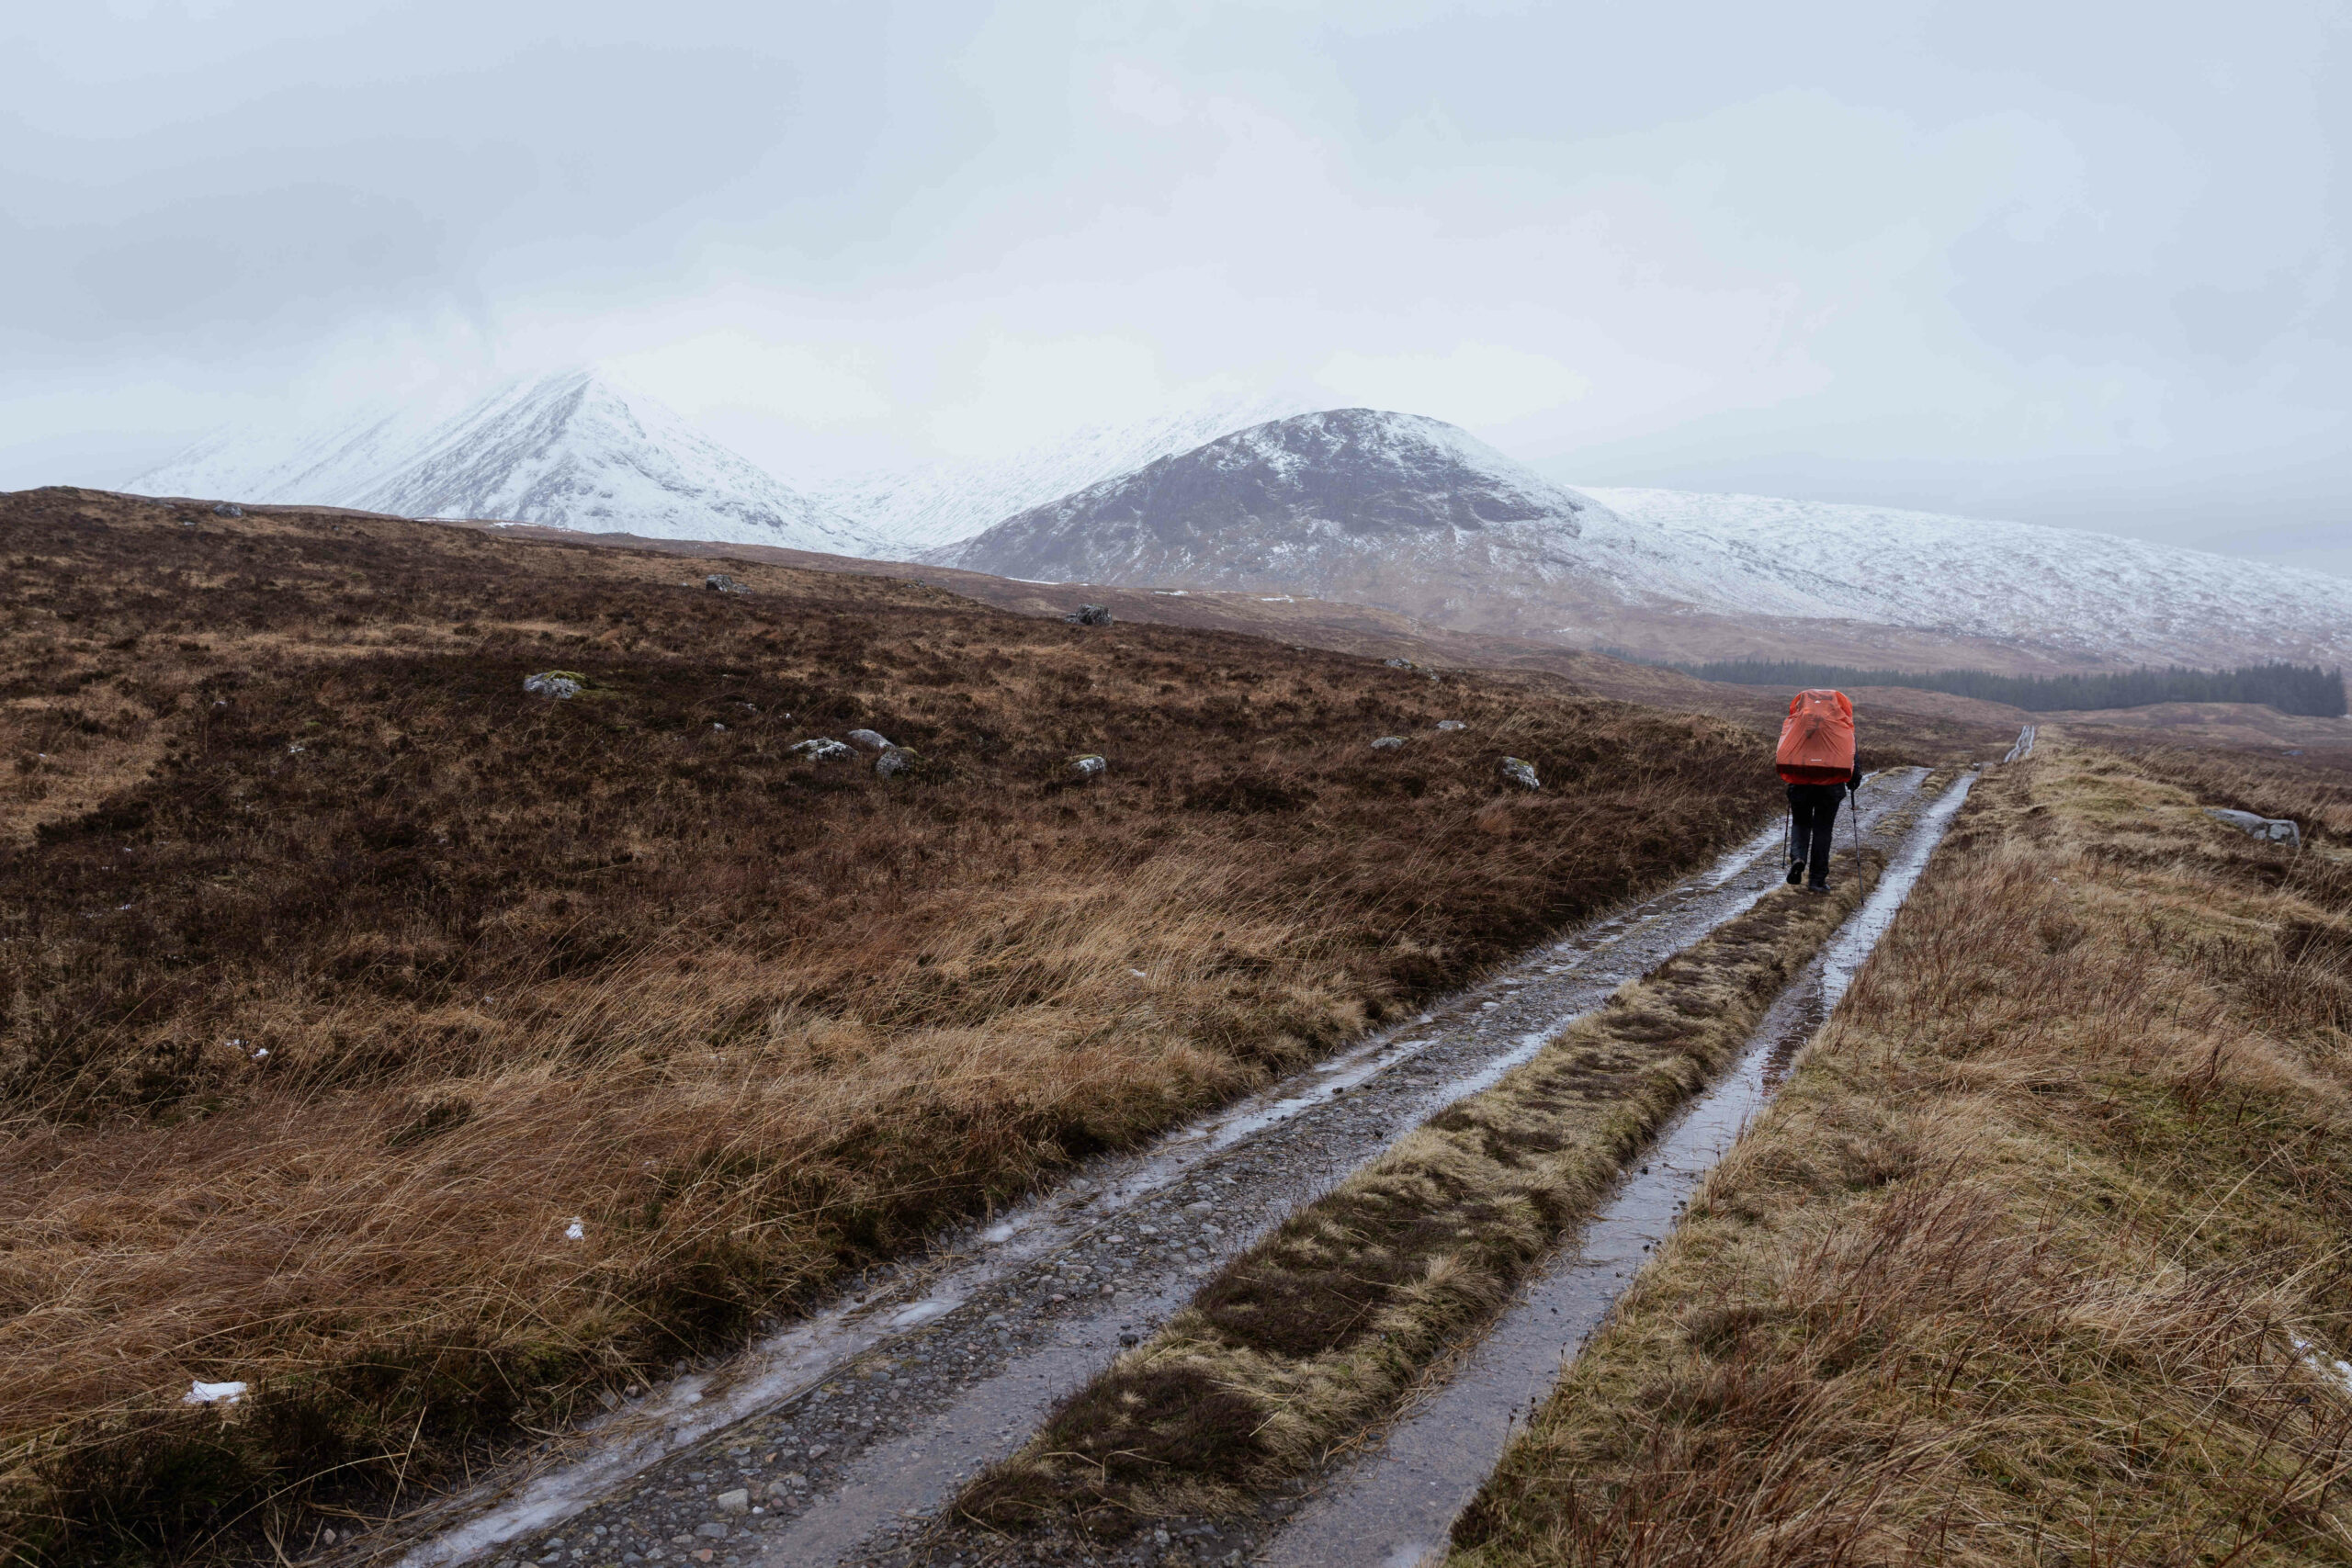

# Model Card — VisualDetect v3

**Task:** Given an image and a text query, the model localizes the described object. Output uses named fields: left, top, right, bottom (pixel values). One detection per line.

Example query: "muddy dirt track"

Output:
left=368, top=768, right=1966, bottom=1568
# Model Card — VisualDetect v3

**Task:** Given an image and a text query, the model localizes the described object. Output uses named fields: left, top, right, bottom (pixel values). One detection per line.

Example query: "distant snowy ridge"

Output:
left=131, top=371, right=882, bottom=557
left=1577, top=487, right=2352, bottom=669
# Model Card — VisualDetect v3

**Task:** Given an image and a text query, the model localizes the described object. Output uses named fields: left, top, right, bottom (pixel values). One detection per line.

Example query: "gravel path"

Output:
left=379, top=773, right=1932, bottom=1568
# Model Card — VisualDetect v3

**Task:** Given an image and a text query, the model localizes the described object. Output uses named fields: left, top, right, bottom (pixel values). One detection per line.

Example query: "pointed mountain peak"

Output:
left=131, top=366, right=883, bottom=557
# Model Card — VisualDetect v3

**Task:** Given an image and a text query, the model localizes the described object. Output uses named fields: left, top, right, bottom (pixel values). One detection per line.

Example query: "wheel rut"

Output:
left=380, top=771, right=1936, bottom=1568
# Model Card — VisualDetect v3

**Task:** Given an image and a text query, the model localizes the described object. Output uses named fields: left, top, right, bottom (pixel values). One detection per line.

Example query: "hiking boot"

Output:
left=1785, top=859, right=1804, bottom=886
left=1806, top=878, right=1830, bottom=893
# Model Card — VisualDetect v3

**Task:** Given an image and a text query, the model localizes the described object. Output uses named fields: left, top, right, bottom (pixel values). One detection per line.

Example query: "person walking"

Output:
left=1775, top=688, right=1861, bottom=890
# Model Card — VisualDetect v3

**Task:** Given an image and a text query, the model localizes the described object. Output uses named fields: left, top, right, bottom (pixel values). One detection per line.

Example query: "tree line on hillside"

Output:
left=1621, top=657, right=2349, bottom=717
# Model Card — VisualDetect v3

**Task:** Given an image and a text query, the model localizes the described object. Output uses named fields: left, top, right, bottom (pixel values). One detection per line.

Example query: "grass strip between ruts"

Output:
left=960, top=860, right=1876, bottom=1534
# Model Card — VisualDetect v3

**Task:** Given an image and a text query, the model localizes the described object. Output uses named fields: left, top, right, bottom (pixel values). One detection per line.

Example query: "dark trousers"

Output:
left=1786, top=784, right=1846, bottom=885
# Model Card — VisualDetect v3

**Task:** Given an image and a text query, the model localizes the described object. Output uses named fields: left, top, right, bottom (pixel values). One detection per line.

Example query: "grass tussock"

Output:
left=0, top=488, right=1782, bottom=1562
left=1453, top=743, right=2352, bottom=1568
left=961, top=872, right=1869, bottom=1534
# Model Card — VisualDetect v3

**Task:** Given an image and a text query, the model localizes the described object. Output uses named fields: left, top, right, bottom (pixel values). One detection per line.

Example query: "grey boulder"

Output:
left=704, top=572, right=750, bottom=593
left=1435, top=719, right=1466, bottom=731
left=875, top=747, right=922, bottom=778
left=2207, top=807, right=2301, bottom=848
left=845, top=728, right=893, bottom=750
left=522, top=671, right=583, bottom=700
left=1066, top=604, right=1114, bottom=626
left=1069, top=753, right=1108, bottom=779
left=790, top=739, right=854, bottom=761
left=211, top=502, right=243, bottom=518
left=1370, top=736, right=1407, bottom=750
left=1499, top=756, right=1541, bottom=790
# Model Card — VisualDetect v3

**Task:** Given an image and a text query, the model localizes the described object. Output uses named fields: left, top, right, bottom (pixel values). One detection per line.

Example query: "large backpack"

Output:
left=1776, top=689, right=1856, bottom=785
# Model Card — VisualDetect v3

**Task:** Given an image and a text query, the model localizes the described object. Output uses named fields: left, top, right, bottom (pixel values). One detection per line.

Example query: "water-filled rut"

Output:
left=1258, top=769, right=1978, bottom=1568
left=379, top=773, right=1937, bottom=1568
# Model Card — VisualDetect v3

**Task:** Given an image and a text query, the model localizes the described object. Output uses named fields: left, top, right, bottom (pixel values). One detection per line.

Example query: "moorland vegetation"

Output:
left=0, top=487, right=1788, bottom=1562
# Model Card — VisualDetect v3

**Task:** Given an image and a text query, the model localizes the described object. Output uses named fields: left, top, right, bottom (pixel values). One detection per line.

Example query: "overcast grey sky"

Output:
left=5, top=1, right=2347, bottom=569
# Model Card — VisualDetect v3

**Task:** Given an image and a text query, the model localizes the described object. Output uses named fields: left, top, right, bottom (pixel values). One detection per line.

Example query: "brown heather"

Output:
left=1453, top=741, right=2352, bottom=1568
left=0, top=488, right=1781, bottom=1562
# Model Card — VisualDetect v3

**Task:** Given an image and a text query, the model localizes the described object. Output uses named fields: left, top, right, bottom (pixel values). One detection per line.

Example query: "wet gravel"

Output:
left=406, top=775, right=1934, bottom=1568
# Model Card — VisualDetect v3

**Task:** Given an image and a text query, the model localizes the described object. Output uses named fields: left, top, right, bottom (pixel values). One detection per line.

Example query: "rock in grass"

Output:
left=1065, top=604, right=1114, bottom=626
left=790, top=738, right=854, bottom=761
left=1371, top=736, right=1407, bottom=750
left=1383, top=657, right=1415, bottom=670
left=1500, top=756, right=1541, bottom=790
left=704, top=572, right=750, bottom=594
left=875, top=747, right=922, bottom=779
left=1069, top=754, right=1107, bottom=779
left=2207, top=807, right=2301, bottom=847
left=1436, top=719, right=1466, bottom=731
left=846, top=728, right=893, bottom=751
left=522, top=671, right=584, bottom=700
left=211, top=502, right=243, bottom=518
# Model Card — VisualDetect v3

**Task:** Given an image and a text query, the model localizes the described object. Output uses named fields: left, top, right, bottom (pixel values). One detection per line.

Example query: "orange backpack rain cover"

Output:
left=1776, top=689, right=1856, bottom=785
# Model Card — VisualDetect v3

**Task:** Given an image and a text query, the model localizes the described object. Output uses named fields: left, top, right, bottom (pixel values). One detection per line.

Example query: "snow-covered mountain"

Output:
left=940, top=408, right=2352, bottom=671
left=812, top=391, right=1307, bottom=551
left=936, top=407, right=1623, bottom=620
left=131, top=371, right=884, bottom=557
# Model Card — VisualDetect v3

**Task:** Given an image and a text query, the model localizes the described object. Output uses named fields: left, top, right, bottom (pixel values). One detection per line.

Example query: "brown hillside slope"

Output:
left=1455, top=742, right=2352, bottom=1566
left=0, top=486, right=1788, bottom=1562
left=182, top=501, right=2013, bottom=769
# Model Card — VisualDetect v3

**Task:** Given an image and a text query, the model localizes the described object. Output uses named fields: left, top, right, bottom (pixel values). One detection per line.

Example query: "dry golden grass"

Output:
left=2095, top=737, right=2352, bottom=841
left=1453, top=744, right=2352, bottom=1567
left=0, top=487, right=1786, bottom=1563
left=961, top=871, right=1870, bottom=1537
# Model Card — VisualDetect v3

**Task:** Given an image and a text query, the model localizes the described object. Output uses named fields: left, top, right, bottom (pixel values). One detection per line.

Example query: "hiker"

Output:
left=1775, top=688, right=1861, bottom=891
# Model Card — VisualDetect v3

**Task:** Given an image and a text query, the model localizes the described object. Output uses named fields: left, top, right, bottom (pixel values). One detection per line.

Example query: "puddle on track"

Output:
left=388, top=774, right=1937, bottom=1568
left=1257, top=770, right=1977, bottom=1568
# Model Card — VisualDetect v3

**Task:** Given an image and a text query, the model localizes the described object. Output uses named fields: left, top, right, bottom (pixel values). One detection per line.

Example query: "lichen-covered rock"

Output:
left=790, top=738, right=854, bottom=761
left=1500, top=756, right=1541, bottom=790
left=846, top=729, right=893, bottom=751
left=1435, top=719, right=1466, bottom=731
left=1066, top=604, right=1114, bottom=626
left=1069, top=754, right=1107, bottom=779
left=704, top=573, right=750, bottom=594
left=522, top=671, right=584, bottom=700
left=1370, top=736, right=1407, bottom=750
left=875, top=747, right=922, bottom=779
left=2207, top=807, right=2301, bottom=847
left=211, top=502, right=243, bottom=518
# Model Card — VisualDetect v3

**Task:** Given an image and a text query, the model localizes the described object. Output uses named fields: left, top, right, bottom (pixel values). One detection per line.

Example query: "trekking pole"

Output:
left=1849, top=779, right=1867, bottom=893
